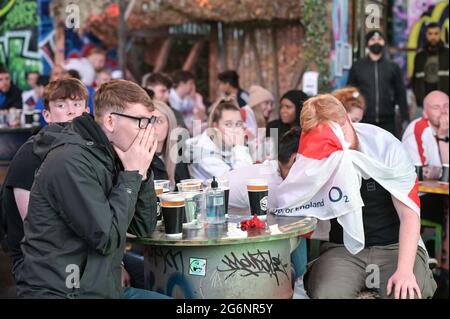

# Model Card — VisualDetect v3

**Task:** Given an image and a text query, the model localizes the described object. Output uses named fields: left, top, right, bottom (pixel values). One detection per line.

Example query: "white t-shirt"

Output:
left=64, top=58, right=95, bottom=86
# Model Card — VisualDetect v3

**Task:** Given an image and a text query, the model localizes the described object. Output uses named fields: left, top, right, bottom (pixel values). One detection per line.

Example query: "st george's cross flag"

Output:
left=270, top=122, right=421, bottom=255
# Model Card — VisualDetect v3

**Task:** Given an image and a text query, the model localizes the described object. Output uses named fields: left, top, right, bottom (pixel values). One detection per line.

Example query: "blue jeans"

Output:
left=122, top=287, right=172, bottom=299
left=291, top=238, right=307, bottom=279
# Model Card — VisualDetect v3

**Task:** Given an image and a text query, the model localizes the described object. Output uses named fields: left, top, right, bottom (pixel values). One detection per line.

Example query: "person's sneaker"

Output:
left=428, top=258, right=439, bottom=270
left=292, top=276, right=309, bottom=299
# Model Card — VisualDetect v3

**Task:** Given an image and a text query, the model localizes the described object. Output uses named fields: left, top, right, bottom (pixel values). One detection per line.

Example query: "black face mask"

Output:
left=369, top=43, right=384, bottom=55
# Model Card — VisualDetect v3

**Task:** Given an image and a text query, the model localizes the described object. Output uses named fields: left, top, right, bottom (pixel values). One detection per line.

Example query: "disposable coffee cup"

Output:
left=160, top=193, right=185, bottom=237
left=24, top=112, right=34, bottom=127
left=247, top=179, right=269, bottom=218
left=415, top=164, right=424, bottom=181
left=154, top=184, right=164, bottom=221
left=440, top=164, right=449, bottom=184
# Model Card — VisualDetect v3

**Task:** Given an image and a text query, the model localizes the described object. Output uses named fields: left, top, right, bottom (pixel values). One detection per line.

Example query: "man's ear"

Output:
left=102, top=113, right=114, bottom=133
left=42, top=109, right=50, bottom=124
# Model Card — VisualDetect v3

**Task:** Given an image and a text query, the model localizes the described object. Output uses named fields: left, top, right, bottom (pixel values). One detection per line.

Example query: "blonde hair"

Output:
left=332, top=87, right=366, bottom=113
left=154, top=101, right=179, bottom=187
left=300, top=94, right=348, bottom=132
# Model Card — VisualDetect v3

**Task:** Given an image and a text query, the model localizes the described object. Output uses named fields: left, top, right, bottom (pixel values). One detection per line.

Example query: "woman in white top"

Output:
left=185, top=97, right=253, bottom=183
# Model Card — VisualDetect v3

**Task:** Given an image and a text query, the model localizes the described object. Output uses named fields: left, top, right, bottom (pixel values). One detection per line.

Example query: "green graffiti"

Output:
left=0, top=0, right=41, bottom=90
left=0, top=0, right=17, bottom=18
left=0, top=0, right=38, bottom=33
left=0, top=37, right=41, bottom=89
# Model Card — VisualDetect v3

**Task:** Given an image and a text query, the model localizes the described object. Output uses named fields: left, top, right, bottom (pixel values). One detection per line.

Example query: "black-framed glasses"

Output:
left=111, top=112, right=156, bottom=129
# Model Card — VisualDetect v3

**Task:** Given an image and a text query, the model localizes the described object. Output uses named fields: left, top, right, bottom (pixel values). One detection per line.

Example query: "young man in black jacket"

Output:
left=16, top=80, right=168, bottom=299
left=412, top=22, right=449, bottom=108
left=2, top=79, right=89, bottom=284
left=348, top=31, right=409, bottom=136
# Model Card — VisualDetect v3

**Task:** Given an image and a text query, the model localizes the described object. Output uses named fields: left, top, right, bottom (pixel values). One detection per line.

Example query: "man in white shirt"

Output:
left=402, top=90, right=449, bottom=177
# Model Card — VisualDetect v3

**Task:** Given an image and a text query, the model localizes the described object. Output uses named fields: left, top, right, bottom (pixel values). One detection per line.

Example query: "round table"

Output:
left=138, top=213, right=317, bottom=299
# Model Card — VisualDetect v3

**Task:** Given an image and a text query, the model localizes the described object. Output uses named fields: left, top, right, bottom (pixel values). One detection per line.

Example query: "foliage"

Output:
left=300, top=0, right=331, bottom=92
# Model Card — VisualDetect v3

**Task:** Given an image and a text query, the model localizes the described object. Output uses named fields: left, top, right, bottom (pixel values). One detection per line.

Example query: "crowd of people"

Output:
left=0, top=24, right=448, bottom=299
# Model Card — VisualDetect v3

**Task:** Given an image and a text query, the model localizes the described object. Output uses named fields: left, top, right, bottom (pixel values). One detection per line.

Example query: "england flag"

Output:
left=270, top=122, right=420, bottom=254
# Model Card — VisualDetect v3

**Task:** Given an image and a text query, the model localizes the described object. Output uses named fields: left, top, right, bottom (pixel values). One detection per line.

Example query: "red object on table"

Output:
left=240, top=214, right=266, bottom=231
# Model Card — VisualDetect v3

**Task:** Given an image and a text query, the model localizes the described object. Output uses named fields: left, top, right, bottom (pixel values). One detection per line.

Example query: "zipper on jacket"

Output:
left=375, top=62, right=380, bottom=123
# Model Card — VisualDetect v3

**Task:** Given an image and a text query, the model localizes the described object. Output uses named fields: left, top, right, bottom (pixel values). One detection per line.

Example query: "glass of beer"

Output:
left=154, top=180, right=171, bottom=193
left=160, top=193, right=185, bottom=237
left=177, top=179, right=203, bottom=192
left=247, top=179, right=269, bottom=218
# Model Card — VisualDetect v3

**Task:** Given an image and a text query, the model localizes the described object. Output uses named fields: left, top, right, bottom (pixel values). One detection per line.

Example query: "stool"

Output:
left=308, top=239, right=322, bottom=261
left=421, top=219, right=443, bottom=262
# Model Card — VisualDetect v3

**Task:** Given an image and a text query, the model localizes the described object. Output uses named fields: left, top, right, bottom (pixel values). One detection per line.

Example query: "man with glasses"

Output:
left=16, top=80, right=169, bottom=299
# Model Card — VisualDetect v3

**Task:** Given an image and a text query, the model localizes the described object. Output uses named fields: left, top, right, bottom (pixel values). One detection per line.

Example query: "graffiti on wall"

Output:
left=38, top=0, right=55, bottom=76
left=406, top=0, right=449, bottom=78
left=0, top=0, right=41, bottom=89
left=330, top=0, right=352, bottom=89
left=392, top=0, right=410, bottom=84
left=407, top=0, right=442, bottom=32
left=217, top=249, right=289, bottom=286
left=0, top=0, right=41, bottom=90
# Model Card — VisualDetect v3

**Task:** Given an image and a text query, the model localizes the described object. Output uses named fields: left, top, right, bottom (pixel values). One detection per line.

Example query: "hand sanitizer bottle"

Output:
left=206, top=176, right=226, bottom=224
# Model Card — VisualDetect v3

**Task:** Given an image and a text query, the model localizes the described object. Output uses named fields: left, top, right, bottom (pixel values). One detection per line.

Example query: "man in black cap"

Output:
left=412, top=22, right=449, bottom=109
left=348, top=30, right=409, bottom=136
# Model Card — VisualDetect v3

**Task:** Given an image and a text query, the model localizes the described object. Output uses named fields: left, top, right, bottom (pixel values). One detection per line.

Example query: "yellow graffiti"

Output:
left=407, top=1, right=449, bottom=78
left=0, top=0, right=17, bottom=18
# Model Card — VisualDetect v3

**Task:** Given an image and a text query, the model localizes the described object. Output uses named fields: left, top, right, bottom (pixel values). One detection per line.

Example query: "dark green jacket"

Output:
left=16, top=114, right=157, bottom=299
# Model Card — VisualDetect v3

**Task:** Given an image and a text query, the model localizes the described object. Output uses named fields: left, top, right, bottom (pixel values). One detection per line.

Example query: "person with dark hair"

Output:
left=218, top=70, right=249, bottom=108
left=22, top=72, right=43, bottom=111
left=143, top=72, right=186, bottom=128
left=412, top=22, right=449, bottom=108
left=348, top=30, right=409, bottom=136
left=143, top=72, right=173, bottom=102
left=223, top=127, right=301, bottom=210
left=67, top=69, right=81, bottom=80
left=1, top=78, right=90, bottom=286
left=266, top=90, right=308, bottom=144
left=0, top=65, right=22, bottom=110
left=169, top=70, right=205, bottom=134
